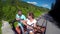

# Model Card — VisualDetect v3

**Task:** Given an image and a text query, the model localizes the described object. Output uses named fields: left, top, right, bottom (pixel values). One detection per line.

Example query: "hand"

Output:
left=21, top=20, right=25, bottom=23
left=16, top=18, right=21, bottom=21
left=40, top=28, right=45, bottom=32
left=27, top=26, right=33, bottom=29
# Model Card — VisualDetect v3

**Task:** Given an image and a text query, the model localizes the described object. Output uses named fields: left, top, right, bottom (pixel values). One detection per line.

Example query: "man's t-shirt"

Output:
left=16, top=14, right=26, bottom=26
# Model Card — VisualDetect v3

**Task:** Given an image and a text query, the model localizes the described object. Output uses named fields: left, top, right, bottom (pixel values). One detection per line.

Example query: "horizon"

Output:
left=22, top=0, right=56, bottom=9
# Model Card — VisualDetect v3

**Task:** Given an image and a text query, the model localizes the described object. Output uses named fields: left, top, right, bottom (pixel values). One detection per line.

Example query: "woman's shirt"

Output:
left=26, top=19, right=37, bottom=27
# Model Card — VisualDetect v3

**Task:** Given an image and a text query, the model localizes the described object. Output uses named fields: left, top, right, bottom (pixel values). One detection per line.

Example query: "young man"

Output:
left=16, top=10, right=26, bottom=34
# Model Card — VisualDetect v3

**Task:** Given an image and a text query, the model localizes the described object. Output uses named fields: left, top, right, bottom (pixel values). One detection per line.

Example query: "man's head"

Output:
left=18, top=10, right=22, bottom=16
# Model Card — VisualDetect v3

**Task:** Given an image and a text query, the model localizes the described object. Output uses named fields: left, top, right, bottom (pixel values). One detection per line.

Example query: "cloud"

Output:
left=27, top=1, right=37, bottom=5
left=42, top=4, right=48, bottom=7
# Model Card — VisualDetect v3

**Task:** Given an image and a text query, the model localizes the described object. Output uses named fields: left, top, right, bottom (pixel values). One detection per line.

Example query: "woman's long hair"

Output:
left=28, top=12, right=34, bottom=19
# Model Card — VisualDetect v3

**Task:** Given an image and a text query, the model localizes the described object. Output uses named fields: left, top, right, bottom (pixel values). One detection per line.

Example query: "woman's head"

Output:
left=27, top=12, right=34, bottom=19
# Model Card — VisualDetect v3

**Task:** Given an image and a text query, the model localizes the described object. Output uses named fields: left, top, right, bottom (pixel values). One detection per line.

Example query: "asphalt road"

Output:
left=37, top=14, right=60, bottom=34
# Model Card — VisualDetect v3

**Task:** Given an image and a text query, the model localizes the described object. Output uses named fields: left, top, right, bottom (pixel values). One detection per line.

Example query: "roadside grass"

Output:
left=0, top=21, right=2, bottom=34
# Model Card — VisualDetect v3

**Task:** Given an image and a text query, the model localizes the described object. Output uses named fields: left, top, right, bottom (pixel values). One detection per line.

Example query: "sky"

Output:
left=22, top=0, right=56, bottom=9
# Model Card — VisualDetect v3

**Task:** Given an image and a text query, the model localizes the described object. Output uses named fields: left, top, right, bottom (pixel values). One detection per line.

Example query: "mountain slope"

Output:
left=0, top=0, right=49, bottom=21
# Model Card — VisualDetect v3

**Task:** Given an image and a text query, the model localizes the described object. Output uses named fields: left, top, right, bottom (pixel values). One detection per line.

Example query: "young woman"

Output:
left=22, top=12, right=37, bottom=34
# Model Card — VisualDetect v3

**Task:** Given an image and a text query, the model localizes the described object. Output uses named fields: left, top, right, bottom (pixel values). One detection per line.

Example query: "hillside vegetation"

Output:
left=0, top=0, right=49, bottom=21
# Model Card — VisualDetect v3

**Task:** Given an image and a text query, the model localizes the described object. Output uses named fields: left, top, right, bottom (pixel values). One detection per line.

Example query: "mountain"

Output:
left=0, top=0, right=49, bottom=21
